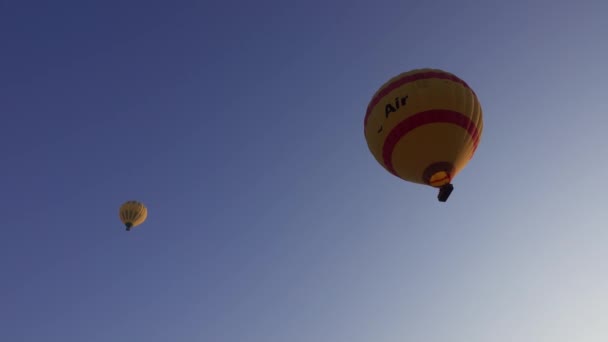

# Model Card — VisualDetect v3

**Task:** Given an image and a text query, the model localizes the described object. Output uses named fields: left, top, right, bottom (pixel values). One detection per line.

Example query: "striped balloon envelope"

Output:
left=363, top=68, right=483, bottom=202
left=119, top=200, right=148, bottom=231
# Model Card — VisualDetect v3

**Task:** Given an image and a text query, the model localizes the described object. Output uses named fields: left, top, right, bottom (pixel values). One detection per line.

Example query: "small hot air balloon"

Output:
left=364, top=68, right=483, bottom=202
left=119, top=200, right=148, bottom=231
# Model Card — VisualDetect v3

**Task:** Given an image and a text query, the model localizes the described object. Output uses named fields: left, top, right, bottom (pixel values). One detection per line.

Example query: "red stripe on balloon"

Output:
left=364, top=71, right=474, bottom=127
left=382, top=109, right=480, bottom=176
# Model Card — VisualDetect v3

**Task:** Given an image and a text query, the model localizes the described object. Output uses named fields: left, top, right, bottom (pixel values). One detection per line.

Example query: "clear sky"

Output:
left=2, top=0, right=607, bottom=341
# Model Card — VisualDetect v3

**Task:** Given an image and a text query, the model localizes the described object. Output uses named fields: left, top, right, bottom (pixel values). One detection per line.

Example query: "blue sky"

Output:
left=1, top=0, right=607, bottom=341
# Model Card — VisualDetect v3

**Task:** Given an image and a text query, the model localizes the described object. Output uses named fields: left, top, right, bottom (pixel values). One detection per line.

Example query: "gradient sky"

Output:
left=2, top=0, right=608, bottom=341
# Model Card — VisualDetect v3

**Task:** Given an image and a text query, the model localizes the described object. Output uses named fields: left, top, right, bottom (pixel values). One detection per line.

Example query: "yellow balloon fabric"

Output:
left=364, top=68, right=483, bottom=192
left=119, top=201, right=148, bottom=231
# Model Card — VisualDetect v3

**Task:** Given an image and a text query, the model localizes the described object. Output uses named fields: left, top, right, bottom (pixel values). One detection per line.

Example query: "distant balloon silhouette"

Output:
left=119, top=201, right=148, bottom=231
left=364, top=68, right=484, bottom=202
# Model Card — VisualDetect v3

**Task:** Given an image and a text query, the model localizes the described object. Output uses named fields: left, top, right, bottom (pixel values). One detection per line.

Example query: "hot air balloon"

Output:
left=119, top=200, right=148, bottom=231
left=364, top=68, right=483, bottom=202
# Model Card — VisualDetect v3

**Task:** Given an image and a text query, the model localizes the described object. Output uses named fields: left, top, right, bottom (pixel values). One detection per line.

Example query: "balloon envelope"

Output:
left=119, top=200, right=148, bottom=231
left=363, top=68, right=483, bottom=200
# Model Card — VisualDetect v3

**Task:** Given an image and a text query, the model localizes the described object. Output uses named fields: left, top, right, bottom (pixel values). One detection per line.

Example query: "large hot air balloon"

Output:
left=119, top=200, right=148, bottom=231
left=364, top=68, right=483, bottom=202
